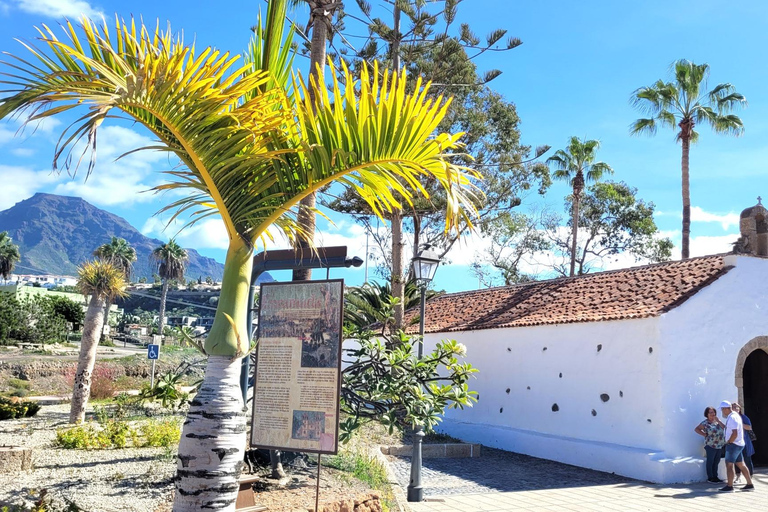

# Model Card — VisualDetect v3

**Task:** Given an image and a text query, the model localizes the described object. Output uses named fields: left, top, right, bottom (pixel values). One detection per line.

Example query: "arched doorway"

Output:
left=743, top=349, right=768, bottom=465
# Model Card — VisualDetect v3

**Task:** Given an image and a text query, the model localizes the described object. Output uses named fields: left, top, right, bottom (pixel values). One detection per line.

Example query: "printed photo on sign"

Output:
left=259, top=282, right=341, bottom=368
left=291, top=410, right=325, bottom=440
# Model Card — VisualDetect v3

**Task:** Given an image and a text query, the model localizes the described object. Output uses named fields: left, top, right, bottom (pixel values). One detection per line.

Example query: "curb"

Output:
left=371, top=445, right=410, bottom=512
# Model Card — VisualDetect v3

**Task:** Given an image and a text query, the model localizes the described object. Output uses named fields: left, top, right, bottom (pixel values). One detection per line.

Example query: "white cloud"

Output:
left=49, top=125, right=173, bottom=207
left=173, top=218, right=230, bottom=250
left=11, top=148, right=34, bottom=157
left=0, top=165, right=59, bottom=210
left=656, top=207, right=741, bottom=231
left=690, top=206, right=740, bottom=230
left=13, top=0, right=103, bottom=18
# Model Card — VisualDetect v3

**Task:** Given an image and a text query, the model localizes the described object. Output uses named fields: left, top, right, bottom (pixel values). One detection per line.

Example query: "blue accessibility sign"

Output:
left=147, top=344, right=159, bottom=360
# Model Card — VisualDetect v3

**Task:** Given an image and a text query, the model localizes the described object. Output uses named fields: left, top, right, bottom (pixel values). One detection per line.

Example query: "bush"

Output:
left=141, top=419, right=182, bottom=447
left=0, top=396, right=41, bottom=420
left=55, top=418, right=181, bottom=449
left=64, top=365, right=121, bottom=400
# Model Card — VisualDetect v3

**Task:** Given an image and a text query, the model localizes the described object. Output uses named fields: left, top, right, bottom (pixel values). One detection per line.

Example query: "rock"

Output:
left=311, top=494, right=381, bottom=512
left=0, top=446, right=33, bottom=473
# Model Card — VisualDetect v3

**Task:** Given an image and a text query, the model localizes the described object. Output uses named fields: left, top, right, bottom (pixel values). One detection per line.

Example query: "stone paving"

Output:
left=389, top=447, right=768, bottom=511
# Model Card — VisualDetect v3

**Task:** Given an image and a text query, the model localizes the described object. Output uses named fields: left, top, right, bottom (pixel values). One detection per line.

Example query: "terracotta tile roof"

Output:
left=404, top=255, right=732, bottom=334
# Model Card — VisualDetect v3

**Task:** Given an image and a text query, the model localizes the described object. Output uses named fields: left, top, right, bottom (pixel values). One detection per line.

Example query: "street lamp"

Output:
left=407, top=244, right=441, bottom=502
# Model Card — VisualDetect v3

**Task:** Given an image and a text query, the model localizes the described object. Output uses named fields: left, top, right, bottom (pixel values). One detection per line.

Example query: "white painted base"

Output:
left=439, top=419, right=721, bottom=484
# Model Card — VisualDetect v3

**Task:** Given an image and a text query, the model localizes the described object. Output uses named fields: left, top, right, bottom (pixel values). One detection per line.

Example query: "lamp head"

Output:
left=412, top=244, right=441, bottom=285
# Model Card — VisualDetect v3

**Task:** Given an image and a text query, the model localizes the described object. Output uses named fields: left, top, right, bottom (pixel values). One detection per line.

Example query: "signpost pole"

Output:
left=315, top=453, right=321, bottom=512
left=150, top=359, right=156, bottom=388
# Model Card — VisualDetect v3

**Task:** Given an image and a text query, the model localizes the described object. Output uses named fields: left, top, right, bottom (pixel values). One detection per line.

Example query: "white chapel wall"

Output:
left=422, top=318, right=666, bottom=481
left=657, top=255, right=768, bottom=481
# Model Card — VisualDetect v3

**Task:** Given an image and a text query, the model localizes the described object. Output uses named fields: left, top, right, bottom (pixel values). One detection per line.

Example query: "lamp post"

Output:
left=407, top=244, right=441, bottom=502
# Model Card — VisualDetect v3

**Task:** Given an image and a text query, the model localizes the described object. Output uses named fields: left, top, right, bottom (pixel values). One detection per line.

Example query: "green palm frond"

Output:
left=631, top=59, right=746, bottom=142
left=152, top=239, right=188, bottom=282
left=93, top=236, right=136, bottom=278
left=547, top=137, right=611, bottom=188
left=0, top=231, right=21, bottom=279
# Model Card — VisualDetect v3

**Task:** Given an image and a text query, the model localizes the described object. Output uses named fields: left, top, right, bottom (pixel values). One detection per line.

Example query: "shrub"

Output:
left=0, top=396, right=41, bottom=420
left=55, top=418, right=181, bottom=449
left=64, top=365, right=122, bottom=400
left=141, top=419, right=181, bottom=447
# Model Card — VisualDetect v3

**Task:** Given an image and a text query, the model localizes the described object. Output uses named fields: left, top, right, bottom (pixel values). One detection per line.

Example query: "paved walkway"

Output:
left=389, top=448, right=768, bottom=511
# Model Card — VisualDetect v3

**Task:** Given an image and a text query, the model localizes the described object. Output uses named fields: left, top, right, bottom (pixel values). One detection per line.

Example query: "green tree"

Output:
left=630, top=59, right=746, bottom=259
left=94, top=237, right=136, bottom=337
left=0, top=7, right=477, bottom=510
left=70, top=260, right=126, bottom=423
left=151, top=240, right=188, bottom=338
left=323, top=1, right=546, bottom=326
left=545, top=182, right=673, bottom=276
left=0, top=232, right=21, bottom=280
left=48, top=295, right=85, bottom=331
left=546, top=137, right=613, bottom=277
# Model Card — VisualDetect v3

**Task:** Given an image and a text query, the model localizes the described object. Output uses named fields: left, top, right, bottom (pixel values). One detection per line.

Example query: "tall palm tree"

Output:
left=630, top=59, right=746, bottom=259
left=0, top=7, right=477, bottom=510
left=93, top=237, right=136, bottom=334
left=0, top=232, right=21, bottom=281
left=546, top=137, right=613, bottom=277
left=151, top=240, right=187, bottom=337
left=70, top=260, right=126, bottom=423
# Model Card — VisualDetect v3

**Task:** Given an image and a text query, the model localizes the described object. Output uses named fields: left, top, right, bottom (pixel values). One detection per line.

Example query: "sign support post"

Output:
left=147, top=341, right=160, bottom=387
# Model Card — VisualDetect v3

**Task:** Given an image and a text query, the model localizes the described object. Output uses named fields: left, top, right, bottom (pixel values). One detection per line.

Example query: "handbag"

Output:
left=748, top=429, right=757, bottom=442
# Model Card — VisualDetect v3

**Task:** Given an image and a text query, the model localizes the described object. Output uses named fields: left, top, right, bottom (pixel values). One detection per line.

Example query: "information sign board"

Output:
left=250, top=280, right=344, bottom=454
left=147, top=344, right=159, bottom=360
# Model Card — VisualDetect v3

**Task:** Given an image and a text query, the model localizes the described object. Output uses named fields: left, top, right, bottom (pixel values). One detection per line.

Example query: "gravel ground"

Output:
left=0, top=403, right=392, bottom=512
left=0, top=404, right=176, bottom=512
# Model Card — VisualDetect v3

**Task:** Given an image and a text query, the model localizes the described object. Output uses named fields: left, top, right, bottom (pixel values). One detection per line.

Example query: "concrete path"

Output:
left=389, top=448, right=768, bottom=511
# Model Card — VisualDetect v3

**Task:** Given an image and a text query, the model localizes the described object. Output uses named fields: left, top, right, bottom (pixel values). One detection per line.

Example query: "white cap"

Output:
left=719, top=400, right=732, bottom=409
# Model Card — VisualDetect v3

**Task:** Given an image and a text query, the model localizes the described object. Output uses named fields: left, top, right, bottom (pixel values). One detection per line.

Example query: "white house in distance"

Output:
left=407, top=201, right=768, bottom=484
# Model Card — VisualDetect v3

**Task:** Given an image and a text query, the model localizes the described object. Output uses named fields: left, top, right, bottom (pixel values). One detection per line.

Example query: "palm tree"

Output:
left=151, top=240, right=187, bottom=338
left=0, top=6, right=478, bottom=510
left=93, top=237, right=136, bottom=334
left=0, top=232, right=21, bottom=281
left=546, top=137, right=613, bottom=276
left=630, top=59, right=746, bottom=259
left=70, top=260, right=126, bottom=423
left=345, top=279, right=443, bottom=331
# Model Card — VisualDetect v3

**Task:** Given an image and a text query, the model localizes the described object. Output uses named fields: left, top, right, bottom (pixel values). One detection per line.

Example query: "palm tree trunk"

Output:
left=173, top=356, right=245, bottom=511
left=569, top=197, right=580, bottom=277
left=681, top=134, right=691, bottom=259
left=569, top=174, right=584, bottom=277
left=391, top=209, right=405, bottom=330
left=158, top=280, right=169, bottom=340
left=174, top=242, right=252, bottom=511
left=293, top=2, right=329, bottom=282
left=69, top=295, right=105, bottom=423
left=100, top=297, right=112, bottom=342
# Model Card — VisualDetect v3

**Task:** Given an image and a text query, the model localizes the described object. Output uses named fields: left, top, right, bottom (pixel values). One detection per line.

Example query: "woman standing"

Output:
left=694, top=406, right=726, bottom=482
left=731, top=402, right=755, bottom=480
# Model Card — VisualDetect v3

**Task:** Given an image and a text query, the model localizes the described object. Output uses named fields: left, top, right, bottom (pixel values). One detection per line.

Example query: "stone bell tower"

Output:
left=734, top=197, right=768, bottom=256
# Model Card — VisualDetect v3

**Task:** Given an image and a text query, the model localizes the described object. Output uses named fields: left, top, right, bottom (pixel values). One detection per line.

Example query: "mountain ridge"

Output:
left=0, top=193, right=228, bottom=281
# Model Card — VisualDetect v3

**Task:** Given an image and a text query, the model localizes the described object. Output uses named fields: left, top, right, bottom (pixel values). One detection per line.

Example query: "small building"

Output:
left=408, top=201, right=768, bottom=484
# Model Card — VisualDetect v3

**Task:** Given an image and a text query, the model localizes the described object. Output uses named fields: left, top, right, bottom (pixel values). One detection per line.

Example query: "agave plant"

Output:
left=0, top=2, right=478, bottom=509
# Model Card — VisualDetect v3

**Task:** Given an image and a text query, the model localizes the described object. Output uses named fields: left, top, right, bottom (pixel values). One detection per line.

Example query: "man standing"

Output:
left=719, top=400, right=755, bottom=492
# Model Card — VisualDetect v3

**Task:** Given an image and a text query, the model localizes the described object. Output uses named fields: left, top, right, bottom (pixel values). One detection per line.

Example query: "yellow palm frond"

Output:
left=77, top=260, right=127, bottom=300
left=0, top=16, right=290, bottom=244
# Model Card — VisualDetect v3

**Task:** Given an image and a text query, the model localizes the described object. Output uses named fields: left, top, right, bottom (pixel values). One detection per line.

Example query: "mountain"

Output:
left=0, top=193, right=232, bottom=281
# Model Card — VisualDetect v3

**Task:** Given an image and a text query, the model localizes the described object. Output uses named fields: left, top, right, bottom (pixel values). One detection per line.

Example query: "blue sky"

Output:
left=0, top=0, right=765, bottom=291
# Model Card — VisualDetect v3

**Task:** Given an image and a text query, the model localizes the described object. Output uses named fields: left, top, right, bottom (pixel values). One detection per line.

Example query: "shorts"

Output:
left=724, top=443, right=744, bottom=463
